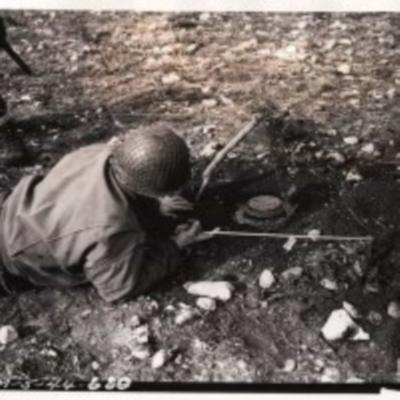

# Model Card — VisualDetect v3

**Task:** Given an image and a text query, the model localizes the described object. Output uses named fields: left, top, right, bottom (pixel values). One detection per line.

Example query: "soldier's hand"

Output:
left=159, top=194, right=193, bottom=218
left=172, top=220, right=217, bottom=249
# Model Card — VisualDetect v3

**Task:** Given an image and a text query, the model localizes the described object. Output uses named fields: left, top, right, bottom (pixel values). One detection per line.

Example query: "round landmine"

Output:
left=234, top=194, right=296, bottom=229
left=244, top=195, right=285, bottom=219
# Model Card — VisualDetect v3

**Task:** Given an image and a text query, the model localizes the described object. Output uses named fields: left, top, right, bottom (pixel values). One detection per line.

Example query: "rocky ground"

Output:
left=1, top=11, right=400, bottom=387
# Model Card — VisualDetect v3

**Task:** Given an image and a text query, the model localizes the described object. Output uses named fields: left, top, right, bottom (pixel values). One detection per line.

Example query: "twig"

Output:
left=205, top=230, right=373, bottom=242
left=195, top=114, right=262, bottom=201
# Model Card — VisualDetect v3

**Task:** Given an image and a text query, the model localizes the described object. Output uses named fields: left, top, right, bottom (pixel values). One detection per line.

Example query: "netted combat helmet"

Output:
left=110, top=125, right=191, bottom=197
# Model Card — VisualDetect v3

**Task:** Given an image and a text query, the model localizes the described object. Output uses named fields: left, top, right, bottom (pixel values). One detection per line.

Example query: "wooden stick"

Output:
left=195, top=114, right=262, bottom=201
left=205, top=229, right=373, bottom=242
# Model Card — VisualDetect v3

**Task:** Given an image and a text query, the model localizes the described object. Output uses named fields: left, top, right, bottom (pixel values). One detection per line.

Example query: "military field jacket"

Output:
left=0, top=144, right=180, bottom=302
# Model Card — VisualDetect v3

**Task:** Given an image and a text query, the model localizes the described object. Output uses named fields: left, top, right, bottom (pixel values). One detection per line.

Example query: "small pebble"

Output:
left=346, top=376, right=365, bottom=383
left=320, top=278, right=339, bottom=291
left=202, top=99, right=218, bottom=108
left=342, top=301, right=361, bottom=320
left=337, top=63, right=352, bottom=75
left=387, top=88, right=396, bottom=99
left=199, top=12, right=210, bottom=21
left=200, top=141, right=220, bottom=158
left=132, top=325, right=149, bottom=344
left=350, top=326, right=370, bottom=341
left=161, top=73, right=180, bottom=85
left=361, top=143, right=375, bottom=154
left=321, top=309, right=356, bottom=341
left=175, top=309, right=197, bottom=326
left=283, top=359, right=297, bottom=372
left=164, top=305, right=176, bottom=313
left=343, top=136, right=359, bottom=145
left=346, top=170, right=363, bottom=182
left=184, top=281, right=234, bottom=301
left=281, top=267, right=303, bottom=281
left=196, top=297, right=217, bottom=311
left=259, top=269, right=276, bottom=289
left=0, top=325, right=18, bottom=349
left=321, top=366, right=341, bottom=383
left=91, top=361, right=100, bottom=371
left=186, top=43, right=199, bottom=54
left=41, top=348, right=58, bottom=358
left=326, top=151, right=346, bottom=165
left=364, top=282, right=379, bottom=293
left=283, top=236, right=297, bottom=252
left=131, top=345, right=151, bottom=360
left=80, top=309, right=91, bottom=318
left=353, top=261, right=364, bottom=277
left=314, top=359, right=325, bottom=372
left=387, top=301, right=400, bottom=319
left=151, top=349, right=168, bottom=369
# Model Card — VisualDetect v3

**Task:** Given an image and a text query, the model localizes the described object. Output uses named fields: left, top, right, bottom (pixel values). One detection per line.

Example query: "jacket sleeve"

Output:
left=84, top=230, right=181, bottom=303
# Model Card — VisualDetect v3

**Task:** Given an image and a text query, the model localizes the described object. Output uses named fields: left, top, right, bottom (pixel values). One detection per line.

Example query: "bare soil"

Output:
left=1, top=11, right=400, bottom=386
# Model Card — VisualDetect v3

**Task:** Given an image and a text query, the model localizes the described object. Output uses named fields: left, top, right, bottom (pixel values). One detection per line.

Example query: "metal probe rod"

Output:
left=204, top=230, right=373, bottom=242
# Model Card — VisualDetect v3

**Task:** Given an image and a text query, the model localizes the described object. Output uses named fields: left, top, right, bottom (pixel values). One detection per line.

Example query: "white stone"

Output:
left=164, top=305, right=176, bottom=313
left=326, top=151, right=346, bottom=165
left=387, top=301, right=400, bottom=319
left=350, top=326, right=370, bottom=341
left=387, top=88, right=396, bottom=99
left=283, top=236, right=297, bottom=252
left=342, top=301, right=361, bottom=320
left=321, top=367, right=341, bottom=383
left=80, top=309, right=91, bottom=318
left=346, top=377, right=365, bottom=383
left=281, top=267, right=303, bottom=281
left=337, top=63, right=352, bottom=75
left=233, top=39, right=258, bottom=52
left=361, top=143, right=375, bottom=154
left=364, top=283, right=379, bottom=293
left=202, top=99, right=218, bottom=108
left=186, top=43, right=199, bottom=54
left=161, top=73, right=180, bottom=85
left=151, top=349, right=167, bottom=369
left=353, top=261, right=364, bottom=277
left=200, top=141, right=219, bottom=158
left=346, top=171, right=363, bottom=182
left=323, top=39, right=337, bottom=51
left=343, top=136, right=359, bottom=145
left=91, top=361, right=100, bottom=371
left=283, top=359, right=296, bottom=372
left=131, top=345, right=151, bottom=360
left=0, top=325, right=18, bottom=348
left=258, top=270, right=276, bottom=289
left=41, top=348, right=58, bottom=358
left=199, top=12, right=210, bottom=21
left=196, top=297, right=217, bottom=311
left=321, top=309, right=356, bottom=341
left=320, top=278, right=339, bottom=291
left=275, top=45, right=306, bottom=61
left=175, top=309, right=197, bottom=325
left=132, top=325, right=149, bottom=344
left=184, top=281, right=234, bottom=301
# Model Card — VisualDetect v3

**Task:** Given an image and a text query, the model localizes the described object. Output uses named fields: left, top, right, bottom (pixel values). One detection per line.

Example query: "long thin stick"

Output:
left=205, top=230, right=373, bottom=242
left=195, top=114, right=262, bottom=201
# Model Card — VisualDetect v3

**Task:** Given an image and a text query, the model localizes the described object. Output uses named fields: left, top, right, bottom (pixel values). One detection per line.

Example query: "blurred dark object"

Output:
left=0, top=101, right=30, bottom=166
left=0, top=96, right=8, bottom=126
left=0, top=16, right=32, bottom=75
